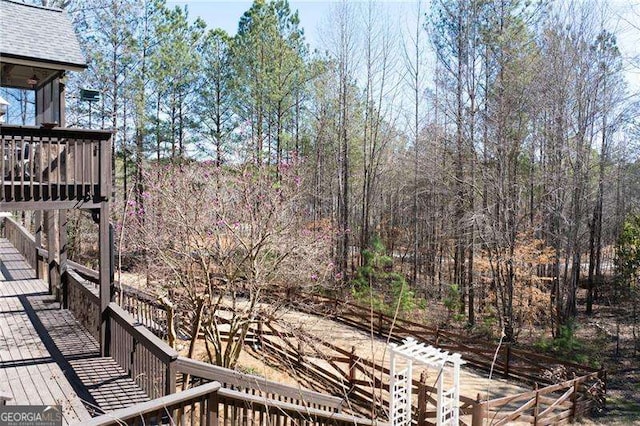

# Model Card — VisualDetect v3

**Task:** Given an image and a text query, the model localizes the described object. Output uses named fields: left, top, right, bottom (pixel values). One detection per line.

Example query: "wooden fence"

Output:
left=281, top=293, right=606, bottom=425
left=249, top=316, right=476, bottom=425
left=472, top=371, right=605, bottom=425
left=0, top=219, right=608, bottom=425
left=289, top=293, right=601, bottom=384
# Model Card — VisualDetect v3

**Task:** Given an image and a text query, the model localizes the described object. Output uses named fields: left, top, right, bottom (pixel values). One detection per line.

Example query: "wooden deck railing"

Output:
left=0, top=124, right=112, bottom=208
left=176, top=356, right=344, bottom=413
left=85, top=381, right=383, bottom=426
left=63, top=265, right=179, bottom=399
left=2, top=215, right=37, bottom=269
left=67, top=269, right=100, bottom=341
left=107, top=302, right=178, bottom=399
left=84, top=381, right=221, bottom=426
left=63, top=263, right=171, bottom=339
left=116, top=285, right=170, bottom=339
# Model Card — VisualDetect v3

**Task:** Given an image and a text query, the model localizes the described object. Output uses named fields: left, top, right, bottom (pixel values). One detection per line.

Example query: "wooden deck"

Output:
left=0, top=239, right=148, bottom=425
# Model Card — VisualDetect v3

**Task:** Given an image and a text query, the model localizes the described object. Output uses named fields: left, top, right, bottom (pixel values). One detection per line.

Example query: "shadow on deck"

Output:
left=0, top=239, right=147, bottom=424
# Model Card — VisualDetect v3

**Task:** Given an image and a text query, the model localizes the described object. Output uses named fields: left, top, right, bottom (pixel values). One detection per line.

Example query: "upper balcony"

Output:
left=0, top=0, right=112, bottom=212
left=0, top=124, right=112, bottom=210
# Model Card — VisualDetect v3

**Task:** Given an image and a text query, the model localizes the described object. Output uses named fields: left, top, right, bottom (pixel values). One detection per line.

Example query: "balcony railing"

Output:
left=0, top=124, right=112, bottom=208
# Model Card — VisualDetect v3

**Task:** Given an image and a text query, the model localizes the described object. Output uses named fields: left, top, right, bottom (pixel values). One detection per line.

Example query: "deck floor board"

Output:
left=0, top=238, right=149, bottom=424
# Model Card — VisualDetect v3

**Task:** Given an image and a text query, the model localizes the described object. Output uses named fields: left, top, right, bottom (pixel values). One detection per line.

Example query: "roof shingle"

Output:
left=0, top=0, right=86, bottom=68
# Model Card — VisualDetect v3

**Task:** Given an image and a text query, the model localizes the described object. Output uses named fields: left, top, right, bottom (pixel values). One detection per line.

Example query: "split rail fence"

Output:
left=1, top=216, right=607, bottom=425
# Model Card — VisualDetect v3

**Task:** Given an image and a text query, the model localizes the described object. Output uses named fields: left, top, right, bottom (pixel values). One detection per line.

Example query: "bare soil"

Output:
left=119, top=272, right=639, bottom=423
left=563, top=289, right=640, bottom=425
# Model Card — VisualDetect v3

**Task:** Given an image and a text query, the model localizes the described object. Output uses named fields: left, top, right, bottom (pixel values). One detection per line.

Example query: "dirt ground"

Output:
left=180, top=304, right=532, bottom=424
left=118, top=272, right=639, bottom=424
left=568, top=290, right=640, bottom=425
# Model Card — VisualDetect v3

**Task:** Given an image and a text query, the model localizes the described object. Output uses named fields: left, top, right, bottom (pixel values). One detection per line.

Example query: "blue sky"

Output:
left=167, top=0, right=639, bottom=93
left=166, top=1, right=333, bottom=46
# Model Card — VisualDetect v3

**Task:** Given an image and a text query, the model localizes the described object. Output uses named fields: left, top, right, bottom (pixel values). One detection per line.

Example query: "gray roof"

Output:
left=0, top=0, right=86, bottom=69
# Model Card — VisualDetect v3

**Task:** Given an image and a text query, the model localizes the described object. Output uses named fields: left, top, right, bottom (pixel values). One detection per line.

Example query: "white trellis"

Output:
left=389, top=337, right=465, bottom=426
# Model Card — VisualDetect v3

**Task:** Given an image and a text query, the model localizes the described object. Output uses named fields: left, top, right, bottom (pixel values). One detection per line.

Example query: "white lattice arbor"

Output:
left=389, top=337, right=465, bottom=426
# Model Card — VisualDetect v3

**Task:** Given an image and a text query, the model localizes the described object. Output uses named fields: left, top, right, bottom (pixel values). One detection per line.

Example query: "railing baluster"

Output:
left=9, top=137, right=15, bottom=199
left=28, top=135, right=34, bottom=200
left=54, top=136, right=59, bottom=200
left=37, top=136, right=43, bottom=200
left=19, top=136, right=25, bottom=200
left=1, top=136, right=4, bottom=201
left=61, top=137, right=66, bottom=199
left=74, top=137, right=79, bottom=198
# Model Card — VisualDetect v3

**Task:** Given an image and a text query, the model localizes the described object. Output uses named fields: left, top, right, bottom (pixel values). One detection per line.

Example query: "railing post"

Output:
left=61, top=270, right=69, bottom=309
left=208, top=390, right=219, bottom=426
left=166, top=357, right=177, bottom=396
left=533, top=384, right=539, bottom=425
left=34, top=211, right=43, bottom=279
left=348, top=346, right=356, bottom=392
left=418, top=371, right=427, bottom=426
left=99, top=205, right=112, bottom=357
left=503, top=343, right=511, bottom=378
left=99, top=137, right=112, bottom=200
left=472, top=393, right=485, bottom=426
left=571, top=378, right=579, bottom=421
left=45, top=211, right=59, bottom=298
left=59, top=209, right=68, bottom=307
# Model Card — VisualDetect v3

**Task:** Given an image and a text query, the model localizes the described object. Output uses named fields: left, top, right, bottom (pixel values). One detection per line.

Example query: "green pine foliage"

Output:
left=534, top=321, right=589, bottom=365
left=615, top=215, right=640, bottom=293
left=351, top=236, right=422, bottom=316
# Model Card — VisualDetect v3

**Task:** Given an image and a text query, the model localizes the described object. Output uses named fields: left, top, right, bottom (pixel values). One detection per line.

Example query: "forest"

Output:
left=3, top=0, right=640, bottom=405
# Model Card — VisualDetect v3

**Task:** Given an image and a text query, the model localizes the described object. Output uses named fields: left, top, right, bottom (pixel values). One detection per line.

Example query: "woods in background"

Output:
left=26, top=0, right=639, bottom=347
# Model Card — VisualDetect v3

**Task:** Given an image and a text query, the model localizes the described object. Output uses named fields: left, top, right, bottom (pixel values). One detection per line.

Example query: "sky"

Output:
left=164, top=1, right=424, bottom=52
left=166, top=0, right=640, bottom=94
left=166, top=1, right=331, bottom=41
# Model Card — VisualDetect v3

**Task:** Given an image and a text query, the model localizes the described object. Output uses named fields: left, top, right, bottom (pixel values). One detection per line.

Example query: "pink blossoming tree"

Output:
left=127, top=160, right=335, bottom=368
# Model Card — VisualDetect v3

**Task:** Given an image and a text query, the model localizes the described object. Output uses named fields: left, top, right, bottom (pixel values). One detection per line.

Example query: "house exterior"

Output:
left=1, top=0, right=87, bottom=125
left=0, top=0, right=112, bottom=356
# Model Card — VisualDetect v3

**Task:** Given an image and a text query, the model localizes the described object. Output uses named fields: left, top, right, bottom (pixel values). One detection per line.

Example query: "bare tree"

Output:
left=129, top=161, right=334, bottom=368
